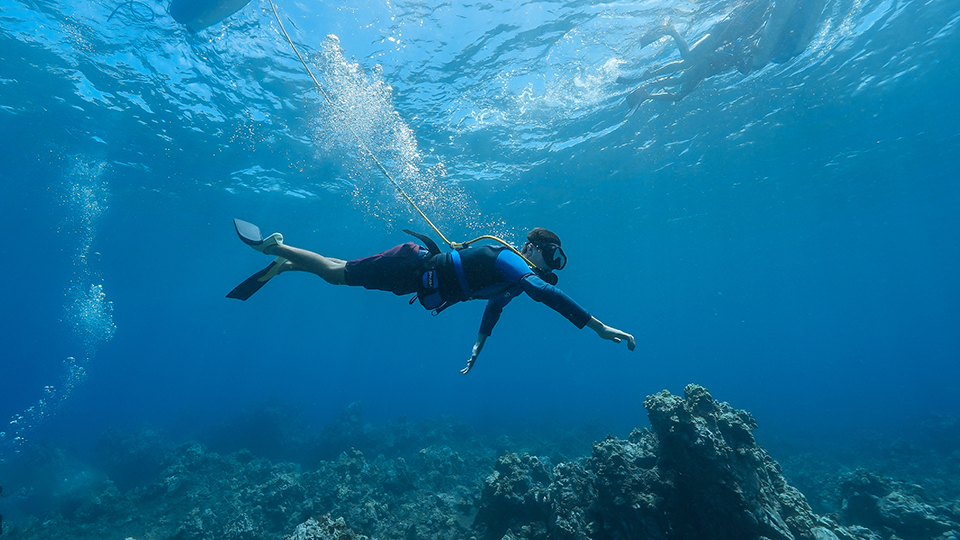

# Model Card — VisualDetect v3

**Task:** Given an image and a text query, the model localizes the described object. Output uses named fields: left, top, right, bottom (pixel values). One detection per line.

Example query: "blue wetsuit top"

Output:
left=434, top=245, right=591, bottom=336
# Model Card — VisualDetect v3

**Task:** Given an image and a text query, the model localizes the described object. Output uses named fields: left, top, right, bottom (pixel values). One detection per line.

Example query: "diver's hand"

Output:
left=461, top=334, right=487, bottom=374
left=586, top=317, right=636, bottom=351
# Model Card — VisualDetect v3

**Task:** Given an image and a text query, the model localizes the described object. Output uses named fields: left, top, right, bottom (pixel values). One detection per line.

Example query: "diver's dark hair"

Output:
left=527, top=227, right=561, bottom=247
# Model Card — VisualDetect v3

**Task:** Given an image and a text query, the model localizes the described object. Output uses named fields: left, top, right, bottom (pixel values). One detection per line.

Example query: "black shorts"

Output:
left=344, top=242, right=426, bottom=295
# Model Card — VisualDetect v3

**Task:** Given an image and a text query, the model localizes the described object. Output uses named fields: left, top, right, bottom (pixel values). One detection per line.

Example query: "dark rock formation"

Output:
left=840, top=468, right=960, bottom=540
left=474, top=384, right=880, bottom=540
left=92, top=426, right=173, bottom=491
left=477, top=453, right=554, bottom=538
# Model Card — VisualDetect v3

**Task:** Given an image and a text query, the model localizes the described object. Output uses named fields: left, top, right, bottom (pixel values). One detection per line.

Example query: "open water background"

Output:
left=1, top=0, right=959, bottom=478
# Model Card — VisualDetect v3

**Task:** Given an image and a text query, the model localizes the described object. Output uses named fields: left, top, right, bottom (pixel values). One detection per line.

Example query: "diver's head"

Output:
left=524, top=228, right=567, bottom=271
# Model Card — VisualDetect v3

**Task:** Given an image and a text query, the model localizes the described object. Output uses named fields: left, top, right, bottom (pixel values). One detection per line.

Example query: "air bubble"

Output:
left=2, top=157, right=116, bottom=456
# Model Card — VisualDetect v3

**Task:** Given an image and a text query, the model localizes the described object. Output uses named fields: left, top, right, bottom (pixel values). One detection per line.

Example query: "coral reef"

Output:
left=6, top=439, right=485, bottom=540
left=2, top=385, right=958, bottom=540
left=285, top=515, right=367, bottom=540
left=472, top=384, right=880, bottom=540
left=839, top=469, right=960, bottom=540
left=93, top=426, right=173, bottom=491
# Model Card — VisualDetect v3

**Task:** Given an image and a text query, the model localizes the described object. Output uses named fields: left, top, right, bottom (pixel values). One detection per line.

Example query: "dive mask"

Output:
left=537, top=243, right=567, bottom=271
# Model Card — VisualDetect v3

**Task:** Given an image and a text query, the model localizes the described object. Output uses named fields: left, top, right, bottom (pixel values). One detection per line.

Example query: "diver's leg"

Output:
left=647, top=90, right=683, bottom=102
left=685, top=32, right=714, bottom=57
left=618, top=60, right=685, bottom=85
left=646, top=59, right=686, bottom=78
left=625, top=85, right=651, bottom=109
left=621, top=23, right=690, bottom=86
left=268, top=244, right=347, bottom=285
left=626, top=69, right=688, bottom=107
left=665, top=26, right=692, bottom=57
left=675, top=61, right=715, bottom=99
left=641, top=22, right=686, bottom=49
left=639, top=22, right=669, bottom=47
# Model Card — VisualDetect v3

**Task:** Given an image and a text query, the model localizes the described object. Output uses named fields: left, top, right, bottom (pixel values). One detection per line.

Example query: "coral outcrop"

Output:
left=3, top=385, right=957, bottom=540
left=473, top=384, right=880, bottom=540
left=285, top=515, right=367, bottom=540
left=840, top=469, right=960, bottom=540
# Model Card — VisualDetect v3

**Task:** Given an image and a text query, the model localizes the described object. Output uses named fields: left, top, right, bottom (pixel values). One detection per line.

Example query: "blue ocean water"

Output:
left=1, top=0, right=958, bottom=471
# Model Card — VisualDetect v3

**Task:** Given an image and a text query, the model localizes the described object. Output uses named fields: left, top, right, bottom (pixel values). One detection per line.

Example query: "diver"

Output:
left=618, top=0, right=824, bottom=108
left=618, top=0, right=773, bottom=108
left=227, top=219, right=636, bottom=373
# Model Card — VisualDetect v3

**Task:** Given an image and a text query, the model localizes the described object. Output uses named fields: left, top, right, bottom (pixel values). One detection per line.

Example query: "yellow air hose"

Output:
left=266, top=0, right=541, bottom=271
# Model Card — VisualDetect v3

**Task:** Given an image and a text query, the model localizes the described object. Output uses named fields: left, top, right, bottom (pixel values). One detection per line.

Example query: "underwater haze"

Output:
left=1, top=0, right=959, bottom=495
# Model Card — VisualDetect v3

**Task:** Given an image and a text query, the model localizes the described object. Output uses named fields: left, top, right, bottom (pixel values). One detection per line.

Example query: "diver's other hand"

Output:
left=602, top=326, right=636, bottom=351
left=461, top=346, right=480, bottom=373
left=461, top=333, right=487, bottom=374
left=587, top=317, right=637, bottom=351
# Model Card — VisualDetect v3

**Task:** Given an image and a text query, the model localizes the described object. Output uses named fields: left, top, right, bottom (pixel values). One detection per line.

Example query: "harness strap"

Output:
left=451, top=250, right=472, bottom=300
left=432, top=301, right=456, bottom=316
left=410, top=292, right=458, bottom=315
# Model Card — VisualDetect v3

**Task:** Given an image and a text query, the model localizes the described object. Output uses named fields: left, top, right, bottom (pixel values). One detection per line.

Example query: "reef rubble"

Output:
left=2, top=384, right=957, bottom=540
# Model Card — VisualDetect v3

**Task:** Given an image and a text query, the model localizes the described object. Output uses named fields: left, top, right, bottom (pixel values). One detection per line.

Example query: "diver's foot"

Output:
left=640, top=22, right=670, bottom=47
left=257, top=256, right=288, bottom=282
left=253, top=232, right=283, bottom=255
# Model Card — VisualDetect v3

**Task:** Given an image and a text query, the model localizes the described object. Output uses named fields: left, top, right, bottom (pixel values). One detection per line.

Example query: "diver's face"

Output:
left=523, top=242, right=548, bottom=269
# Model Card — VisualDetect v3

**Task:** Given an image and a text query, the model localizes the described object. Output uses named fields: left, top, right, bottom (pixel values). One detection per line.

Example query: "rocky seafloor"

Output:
left=1, top=384, right=958, bottom=540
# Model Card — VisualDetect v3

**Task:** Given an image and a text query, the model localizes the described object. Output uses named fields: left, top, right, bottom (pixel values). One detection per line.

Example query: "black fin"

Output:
left=234, top=218, right=264, bottom=246
left=226, top=261, right=279, bottom=301
left=403, top=229, right=442, bottom=256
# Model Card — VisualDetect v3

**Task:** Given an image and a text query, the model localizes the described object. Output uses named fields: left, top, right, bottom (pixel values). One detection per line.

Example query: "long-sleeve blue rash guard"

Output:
left=453, top=246, right=591, bottom=336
